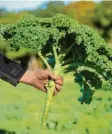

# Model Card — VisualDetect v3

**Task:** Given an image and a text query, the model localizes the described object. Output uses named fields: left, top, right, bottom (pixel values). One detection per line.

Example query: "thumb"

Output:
left=47, top=71, right=58, bottom=81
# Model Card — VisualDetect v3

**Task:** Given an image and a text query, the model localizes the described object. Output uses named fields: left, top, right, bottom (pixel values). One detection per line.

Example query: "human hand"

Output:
left=19, top=69, right=63, bottom=95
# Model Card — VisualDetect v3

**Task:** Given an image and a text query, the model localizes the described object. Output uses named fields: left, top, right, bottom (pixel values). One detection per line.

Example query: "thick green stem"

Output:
left=41, top=70, right=58, bottom=127
left=41, top=46, right=62, bottom=127
left=38, top=52, right=54, bottom=127
left=53, top=46, right=60, bottom=70
left=65, top=43, right=74, bottom=56
left=60, top=43, right=74, bottom=60
left=38, top=52, right=51, bottom=70
left=41, top=69, right=61, bottom=127
left=41, top=80, right=55, bottom=127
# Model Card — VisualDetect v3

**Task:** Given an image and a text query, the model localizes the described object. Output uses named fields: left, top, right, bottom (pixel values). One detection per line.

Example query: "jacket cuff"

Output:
left=0, top=61, right=26, bottom=86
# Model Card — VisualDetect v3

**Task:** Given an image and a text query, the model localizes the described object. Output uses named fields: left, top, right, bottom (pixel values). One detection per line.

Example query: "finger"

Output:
left=55, top=79, right=63, bottom=86
left=55, top=84, right=61, bottom=92
left=45, top=70, right=58, bottom=81
left=34, top=83, right=47, bottom=93
left=55, top=76, right=63, bottom=86
left=59, top=76, right=63, bottom=83
left=39, top=85, right=47, bottom=93
left=43, top=79, right=49, bottom=85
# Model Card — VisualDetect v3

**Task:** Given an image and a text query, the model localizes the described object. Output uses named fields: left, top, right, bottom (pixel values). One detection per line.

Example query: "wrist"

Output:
left=19, top=70, right=35, bottom=85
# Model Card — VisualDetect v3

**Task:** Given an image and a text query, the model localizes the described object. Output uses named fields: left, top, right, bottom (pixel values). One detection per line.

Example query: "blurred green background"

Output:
left=0, top=1, right=112, bottom=134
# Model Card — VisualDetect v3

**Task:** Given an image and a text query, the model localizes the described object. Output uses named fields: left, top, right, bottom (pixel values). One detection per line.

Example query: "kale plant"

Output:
left=0, top=14, right=112, bottom=127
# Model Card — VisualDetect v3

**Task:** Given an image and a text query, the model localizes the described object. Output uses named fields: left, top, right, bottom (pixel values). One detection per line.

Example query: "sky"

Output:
left=0, top=0, right=102, bottom=12
left=0, top=0, right=45, bottom=11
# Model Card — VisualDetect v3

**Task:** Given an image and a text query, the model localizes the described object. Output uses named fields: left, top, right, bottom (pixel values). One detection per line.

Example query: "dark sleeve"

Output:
left=0, top=53, right=26, bottom=86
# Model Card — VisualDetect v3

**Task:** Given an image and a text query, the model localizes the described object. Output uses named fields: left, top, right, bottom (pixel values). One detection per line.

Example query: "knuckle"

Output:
left=45, top=69, right=50, bottom=74
left=59, top=76, right=63, bottom=80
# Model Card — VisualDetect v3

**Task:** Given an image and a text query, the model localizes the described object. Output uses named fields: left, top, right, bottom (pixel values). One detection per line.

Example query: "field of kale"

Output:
left=0, top=72, right=112, bottom=134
